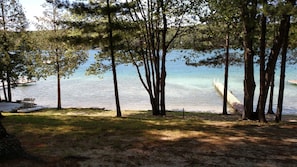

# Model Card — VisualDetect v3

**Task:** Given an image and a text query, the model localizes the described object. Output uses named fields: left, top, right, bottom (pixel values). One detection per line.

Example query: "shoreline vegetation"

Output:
left=1, top=109, right=297, bottom=166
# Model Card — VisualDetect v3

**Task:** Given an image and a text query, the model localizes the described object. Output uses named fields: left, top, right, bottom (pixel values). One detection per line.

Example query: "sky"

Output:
left=19, top=0, right=45, bottom=30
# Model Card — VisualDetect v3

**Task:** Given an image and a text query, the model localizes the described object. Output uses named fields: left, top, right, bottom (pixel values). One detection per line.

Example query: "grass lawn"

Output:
left=1, top=109, right=297, bottom=167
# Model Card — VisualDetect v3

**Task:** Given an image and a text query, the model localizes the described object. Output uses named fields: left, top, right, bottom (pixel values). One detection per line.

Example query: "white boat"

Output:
left=15, top=76, right=36, bottom=86
left=288, top=80, right=297, bottom=85
left=1, top=77, right=36, bottom=90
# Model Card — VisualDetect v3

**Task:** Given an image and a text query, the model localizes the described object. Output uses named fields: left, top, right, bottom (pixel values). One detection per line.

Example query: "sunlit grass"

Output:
left=2, top=109, right=297, bottom=166
left=2, top=109, right=238, bottom=155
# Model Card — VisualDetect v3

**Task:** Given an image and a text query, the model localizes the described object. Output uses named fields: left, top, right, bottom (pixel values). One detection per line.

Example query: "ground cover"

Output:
left=1, top=109, right=297, bottom=166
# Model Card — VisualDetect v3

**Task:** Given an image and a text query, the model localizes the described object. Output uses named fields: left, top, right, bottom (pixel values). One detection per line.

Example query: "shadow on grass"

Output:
left=1, top=110, right=297, bottom=166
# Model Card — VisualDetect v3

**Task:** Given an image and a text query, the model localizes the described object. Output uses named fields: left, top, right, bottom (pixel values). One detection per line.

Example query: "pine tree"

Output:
left=67, top=0, right=134, bottom=117
left=35, top=0, right=88, bottom=109
left=0, top=0, right=26, bottom=158
left=0, top=0, right=28, bottom=102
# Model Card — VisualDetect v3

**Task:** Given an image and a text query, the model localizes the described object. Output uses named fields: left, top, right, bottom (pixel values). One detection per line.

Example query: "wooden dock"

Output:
left=288, top=80, right=297, bottom=85
left=213, top=80, right=243, bottom=114
left=17, top=105, right=45, bottom=113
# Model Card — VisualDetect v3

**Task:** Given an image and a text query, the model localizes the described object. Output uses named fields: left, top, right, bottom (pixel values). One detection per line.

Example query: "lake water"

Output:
left=3, top=49, right=297, bottom=114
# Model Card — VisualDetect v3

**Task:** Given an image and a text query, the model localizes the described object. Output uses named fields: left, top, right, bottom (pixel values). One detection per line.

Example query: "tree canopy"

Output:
left=0, top=0, right=29, bottom=102
left=34, top=0, right=88, bottom=109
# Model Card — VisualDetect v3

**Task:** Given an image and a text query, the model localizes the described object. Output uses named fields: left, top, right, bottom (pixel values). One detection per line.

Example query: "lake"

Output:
left=4, top=49, right=297, bottom=114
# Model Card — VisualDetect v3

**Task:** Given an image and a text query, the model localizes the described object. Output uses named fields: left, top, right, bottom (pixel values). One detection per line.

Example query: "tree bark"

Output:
left=107, top=0, right=121, bottom=117
left=267, top=75, right=275, bottom=114
left=57, top=72, right=61, bottom=110
left=241, top=0, right=257, bottom=120
left=257, top=12, right=290, bottom=122
left=0, top=121, right=24, bottom=159
left=56, top=52, right=62, bottom=110
left=257, top=1, right=267, bottom=122
left=223, top=27, right=230, bottom=115
left=276, top=14, right=291, bottom=122
left=6, top=71, right=12, bottom=102
left=160, top=0, right=167, bottom=116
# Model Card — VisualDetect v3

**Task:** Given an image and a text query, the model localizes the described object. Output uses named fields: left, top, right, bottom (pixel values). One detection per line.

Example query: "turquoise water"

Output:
left=4, top=49, right=297, bottom=114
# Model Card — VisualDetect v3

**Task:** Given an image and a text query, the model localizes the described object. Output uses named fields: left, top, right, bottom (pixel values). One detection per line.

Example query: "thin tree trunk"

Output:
left=6, top=71, right=12, bottom=102
left=267, top=17, right=277, bottom=116
left=111, top=50, right=121, bottom=117
left=0, top=3, right=8, bottom=102
left=258, top=1, right=267, bottom=122
left=150, top=1, right=161, bottom=116
left=56, top=52, right=62, bottom=110
left=160, top=57, right=166, bottom=116
left=154, top=55, right=160, bottom=116
left=276, top=14, right=291, bottom=122
left=160, top=0, right=167, bottom=116
left=223, top=27, right=230, bottom=115
left=57, top=72, right=61, bottom=110
left=276, top=53, right=286, bottom=122
left=107, top=0, right=121, bottom=117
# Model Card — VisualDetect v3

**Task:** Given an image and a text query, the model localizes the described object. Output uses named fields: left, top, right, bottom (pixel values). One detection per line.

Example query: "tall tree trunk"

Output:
left=257, top=10, right=291, bottom=122
left=258, top=1, right=267, bottom=122
left=144, top=0, right=161, bottom=115
left=149, top=0, right=161, bottom=116
left=241, top=0, right=257, bottom=120
left=276, top=14, right=291, bottom=122
left=154, top=53, right=160, bottom=116
left=0, top=3, right=8, bottom=102
left=6, top=71, right=12, bottom=102
left=111, top=47, right=121, bottom=117
left=243, top=49, right=256, bottom=120
left=57, top=72, right=61, bottom=110
left=107, top=0, right=121, bottom=117
left=223, top=27, right=230, bottom=115
left=160, top=54, right=166, bottom=116
left=57, top=54, right=62, bottom=110
left=160, top=0, right=167, bottom=116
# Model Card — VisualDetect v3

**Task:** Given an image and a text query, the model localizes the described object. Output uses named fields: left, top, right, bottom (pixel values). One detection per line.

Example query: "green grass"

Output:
left=1, top=109, right=297, bottom=166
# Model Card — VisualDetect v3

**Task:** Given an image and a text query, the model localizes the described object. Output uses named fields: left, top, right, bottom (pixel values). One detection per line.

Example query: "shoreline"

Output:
left=2, top=106, right=297, bottom=123
left=1, top=101, right=297, bottom=123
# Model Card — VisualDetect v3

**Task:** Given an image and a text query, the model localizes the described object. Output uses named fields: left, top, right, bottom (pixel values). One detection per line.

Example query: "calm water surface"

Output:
left=3, top=50, right=297, bottom=114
